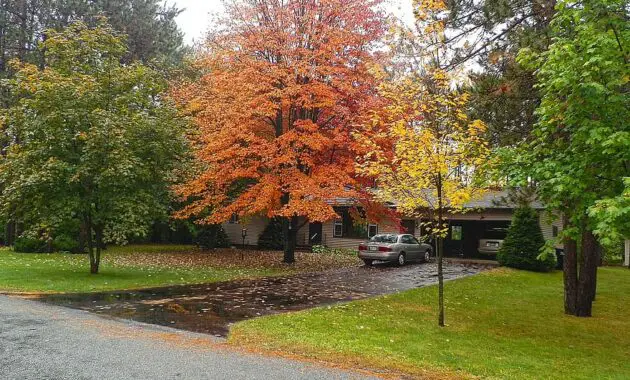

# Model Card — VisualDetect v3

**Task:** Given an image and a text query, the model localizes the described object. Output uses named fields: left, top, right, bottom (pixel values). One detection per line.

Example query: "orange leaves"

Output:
left=173, top=0, right=386, bottom=225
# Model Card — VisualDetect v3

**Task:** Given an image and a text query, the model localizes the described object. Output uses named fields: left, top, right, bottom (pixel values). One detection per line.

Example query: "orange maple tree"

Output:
left=173, top=0, right=389, bottom=263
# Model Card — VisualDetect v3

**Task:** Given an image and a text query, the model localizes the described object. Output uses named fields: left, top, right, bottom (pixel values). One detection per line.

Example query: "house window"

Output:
left=451, top=226, right=463, bottom=241
left=552, top=226, right=559, bottom=237
left=229, top=213, right=239, bottom=224
left=333, top=219, right=343, bottom=237
left=368, top=224, right=378, bottom=238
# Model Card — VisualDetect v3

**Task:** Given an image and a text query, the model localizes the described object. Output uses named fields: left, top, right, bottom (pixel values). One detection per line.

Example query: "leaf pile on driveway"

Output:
left=106, top=249, right=361, bottom=273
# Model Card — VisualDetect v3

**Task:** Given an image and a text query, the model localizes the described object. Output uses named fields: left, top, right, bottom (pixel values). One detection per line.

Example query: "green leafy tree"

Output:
left=0, top=0, right=187, bottom=245
left=589, top=178, right=630, bottom=248
left=0, top=21, right=188, bottom=273
left=497, top=206, right=554, bottom=271
left=507, top=0, right=629, bottom=316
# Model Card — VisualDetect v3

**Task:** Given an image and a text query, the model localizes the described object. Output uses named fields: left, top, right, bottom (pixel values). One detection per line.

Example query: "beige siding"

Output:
left=320, top=217, right=402, bottom=250
left=224, top=210, right=563, bottom=250
left=319, top=220, right=368, bottom=249
left=222, top=215, right=268, bottom=246
left=539, top=212, right=563, bottom=248
left=295, top=218, right=309, bottom=246
left=223, top=216, right=310, bottom=247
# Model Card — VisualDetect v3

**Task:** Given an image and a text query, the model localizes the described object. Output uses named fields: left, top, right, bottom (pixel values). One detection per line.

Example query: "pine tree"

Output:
left=497, top=207, right=554, bottom=272
left=257, top=218, right=284, bottom=251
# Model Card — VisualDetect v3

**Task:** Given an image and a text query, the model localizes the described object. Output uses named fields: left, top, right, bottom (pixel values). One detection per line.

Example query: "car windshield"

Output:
left=369, top=234, right=398, bottom=243
left=482, top=227, right=508, bottom=240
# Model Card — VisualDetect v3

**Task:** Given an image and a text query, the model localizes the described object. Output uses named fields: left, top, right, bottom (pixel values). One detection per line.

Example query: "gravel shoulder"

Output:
left=0, top=295, right=375, bottom=380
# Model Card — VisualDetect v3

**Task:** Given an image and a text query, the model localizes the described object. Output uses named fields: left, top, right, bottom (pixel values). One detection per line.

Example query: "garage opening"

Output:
left=442, top=220, right=511, bottom=258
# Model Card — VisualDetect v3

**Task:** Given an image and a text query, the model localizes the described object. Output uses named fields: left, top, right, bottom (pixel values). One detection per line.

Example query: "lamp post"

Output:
left=241, top=228, right=248, bottom=260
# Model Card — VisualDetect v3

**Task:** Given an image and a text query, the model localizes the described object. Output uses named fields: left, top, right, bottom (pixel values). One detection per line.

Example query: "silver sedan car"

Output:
left=358, top=234, right=432, bottom=266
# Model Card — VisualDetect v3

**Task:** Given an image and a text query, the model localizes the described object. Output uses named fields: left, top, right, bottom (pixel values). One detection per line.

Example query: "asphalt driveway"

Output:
left=38, top=262, right=487, bottom=336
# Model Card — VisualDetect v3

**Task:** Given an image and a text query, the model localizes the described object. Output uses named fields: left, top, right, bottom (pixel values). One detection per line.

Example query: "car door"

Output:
left=410, top=235, right=424, bottom=260
left=401, top=235, right=419, bottom=260
left=413, top=237, right=430, bottom=258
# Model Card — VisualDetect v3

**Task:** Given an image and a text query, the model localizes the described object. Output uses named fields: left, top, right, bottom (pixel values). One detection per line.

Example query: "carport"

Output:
left=440, top=219, right=511, bottom=258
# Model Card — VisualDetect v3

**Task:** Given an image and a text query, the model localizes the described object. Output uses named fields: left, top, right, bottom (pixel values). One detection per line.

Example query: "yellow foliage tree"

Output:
left=357, top=0, right=490, bottom=326
left=358, top=68, right=490, bottom=326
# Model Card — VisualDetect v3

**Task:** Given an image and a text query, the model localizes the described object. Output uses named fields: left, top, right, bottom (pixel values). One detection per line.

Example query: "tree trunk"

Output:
left=86, top=222, right=96, bottom=274
left=563, top=215, right=578, bottom=315
left=85, top=218, right=102, bottom=275
left=5, top=220, right=15, bottom=246
left=437, top=236, right=445, bottom=327
left=77, top=220, right=88, bottom=253
left=576, top=230, right=597, bottom=317
left=282, top=216, right=298, bottom=264
left=591, top=241, right=602, bottom=302
left=436, top=174, right=445, bottom=327
left=92, top=226, right=103, bottom=274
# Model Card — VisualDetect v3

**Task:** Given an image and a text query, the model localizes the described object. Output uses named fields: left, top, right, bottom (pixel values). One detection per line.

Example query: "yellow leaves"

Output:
left=413, top=0, right=448, bottom=21
left=468, top=119, right=488, bottom=135
left=356, top=68, right=490, bottom=219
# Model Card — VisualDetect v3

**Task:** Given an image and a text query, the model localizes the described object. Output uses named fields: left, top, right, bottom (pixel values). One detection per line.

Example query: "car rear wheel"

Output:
left=362, top=259, right=374, bottom=266
left=424, top=250, right=431, bottom=262
left=397, top=253, right=406, bottom=266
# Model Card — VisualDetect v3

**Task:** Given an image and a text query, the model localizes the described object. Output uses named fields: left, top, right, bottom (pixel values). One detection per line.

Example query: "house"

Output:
left=222, top=191, right=563, bottom=258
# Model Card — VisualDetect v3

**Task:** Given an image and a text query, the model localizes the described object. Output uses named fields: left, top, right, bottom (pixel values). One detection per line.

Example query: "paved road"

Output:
left=0, top=295, right=375, bottom=380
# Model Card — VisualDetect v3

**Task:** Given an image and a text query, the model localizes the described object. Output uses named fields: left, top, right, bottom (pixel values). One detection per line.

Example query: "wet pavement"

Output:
left=37, top=262, right=489, bottom=337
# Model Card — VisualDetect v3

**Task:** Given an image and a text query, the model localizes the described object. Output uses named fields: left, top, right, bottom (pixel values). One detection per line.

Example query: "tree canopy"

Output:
left=173, top=0, right=390, bottom=263
left=498, top=0, right=629, bottom=316
left=357, top=0, right=490, bottom=326
left=0, top=21, right=188, bottom=273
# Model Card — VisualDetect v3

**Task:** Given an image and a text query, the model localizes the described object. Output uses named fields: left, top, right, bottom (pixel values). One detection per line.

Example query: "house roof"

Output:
left=463, top=191, right=545, bottom=210
left=328, top=190, right=546, bottom=210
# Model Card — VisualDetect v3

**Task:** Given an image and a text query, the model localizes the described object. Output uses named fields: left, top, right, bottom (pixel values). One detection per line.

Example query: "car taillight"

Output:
left=358, top=244, right=367, bottom=251
left=378, top=246, right=392, bottom=252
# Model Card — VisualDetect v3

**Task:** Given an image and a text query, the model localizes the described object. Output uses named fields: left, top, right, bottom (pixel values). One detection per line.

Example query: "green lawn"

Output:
left=230, top=267, right=630, bottom=379
left=0, top=245, right=291, bottom=293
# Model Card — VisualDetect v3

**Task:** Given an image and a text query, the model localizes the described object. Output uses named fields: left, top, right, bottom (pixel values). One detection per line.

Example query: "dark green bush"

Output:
left=497, top=207, right=556, bottom=272
left=257, top=218, right=284, bottom=250
left=14, top=236, right=48, bottom=253
left=195, top=224, right=231, bottom=250
left=53, top=234, right=78, bottom=253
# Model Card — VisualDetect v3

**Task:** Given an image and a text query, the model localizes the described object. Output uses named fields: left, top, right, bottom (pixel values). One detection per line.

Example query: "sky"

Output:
left=172, top=0, right=414, bottom=45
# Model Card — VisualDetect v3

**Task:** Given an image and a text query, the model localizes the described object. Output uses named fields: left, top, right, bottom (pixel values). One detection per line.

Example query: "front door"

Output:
left=444, top=223, right=465, bottom=257
left=401, top=219, right=416, bottom=235
left=309, top=222, right=323, bottom=245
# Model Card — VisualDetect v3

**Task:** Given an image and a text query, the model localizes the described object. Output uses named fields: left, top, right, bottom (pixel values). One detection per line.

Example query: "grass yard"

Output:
left=230, top=267, right=630, bottom=379
left=0, top=245, right=360, bottom=294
